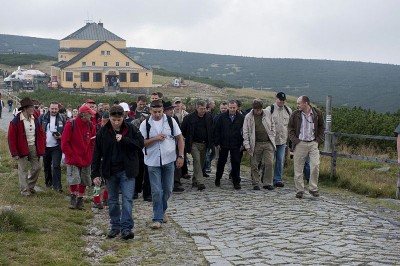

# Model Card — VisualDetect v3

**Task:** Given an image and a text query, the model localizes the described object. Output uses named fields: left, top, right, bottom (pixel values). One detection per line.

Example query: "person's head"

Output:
left=163, top=101, right=175, bottom=117
left=119, top=102, right=130, bottom=118
left=109, top=105, right=124, bottom=130
left=102, top=103, right=110, bottom=112
left=276, top=92, right=286, bottom=107
left=19, top=97, right=35, bottom=115
left=296, top=95, right=311, bottom=112
left=150, top=93, right=159, bottom=102
left=85, top=99, right=96, bottom=110
left=207, top=100, right=216, bottom=111
left=156, top=92, right=163, bottom=99
left=72, top=109, right=78, bottom=118
left=219, top=101, right=228, bottom=113
left=136, top=95, right=147, bottom=111
left=196, top=100, right=207, bottom=117
left=228, top=100, right=238, bottom=115
left=49, top=101, right=59, bottom=116
left=101, top=111, right=110, bottom=126
left=78, top=105, right=96, bottom=122
left=150, top=100, right=164, bottom=121
left=97, top=103, right=103, bottom=112
left=252, top=99, right=263, bottom=115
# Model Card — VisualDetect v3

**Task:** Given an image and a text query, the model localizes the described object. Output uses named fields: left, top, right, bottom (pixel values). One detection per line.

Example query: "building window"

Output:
left=120, top=73, right=127, bottom=82
left=101, top=51, right=105, bottom=55
left=126, top=62, right=130, bottom=66
left=81, top=72, right=89, bottom=82
left=66, top=72, right=73, bottom=82
left=130, top=73, right=139, bottom=82
left=92, top=61, right=96, bottom=66
left=104, top=62, right=108, bottom=67
left=93, top=73, right=102, bottom=82
left=116, top=62, right=119, bottom=67
left=82, top=62, right=86, bottom=67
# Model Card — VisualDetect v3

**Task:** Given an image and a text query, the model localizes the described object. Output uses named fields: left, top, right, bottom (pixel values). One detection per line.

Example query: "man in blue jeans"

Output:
left=265, top=92, right=292, bottom=187
left=140, top=100, right=185, bottom=229
left=92, top=105, right=144, bottom=240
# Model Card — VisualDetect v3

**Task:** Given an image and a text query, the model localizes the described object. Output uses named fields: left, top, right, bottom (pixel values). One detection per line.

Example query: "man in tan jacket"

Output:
left=243, top=99, right=276, bottom=190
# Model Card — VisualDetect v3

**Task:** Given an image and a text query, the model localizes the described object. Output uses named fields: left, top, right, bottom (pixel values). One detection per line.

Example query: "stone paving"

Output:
left=169, top=174, right=400, bottom=265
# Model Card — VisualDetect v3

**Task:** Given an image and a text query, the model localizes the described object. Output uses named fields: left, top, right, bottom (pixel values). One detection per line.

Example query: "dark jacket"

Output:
left=214, top=111, right=245, bottom=149
left=91, top=120, right=144, bottom=180
left=181, top=111, right=213, bottom=153
left=8, top=112, right=46, bottom=157
left=288, top=106, right=325, bottom=149
left=39, top=111, right=66, bottom=144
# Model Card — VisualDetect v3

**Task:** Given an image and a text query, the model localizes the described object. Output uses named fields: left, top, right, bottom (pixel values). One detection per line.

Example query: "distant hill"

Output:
left=1, top=34, right=399, bottom=113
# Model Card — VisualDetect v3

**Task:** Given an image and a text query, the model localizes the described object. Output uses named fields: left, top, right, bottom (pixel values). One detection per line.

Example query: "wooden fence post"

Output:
left=396, top=170, right=400, bottom=199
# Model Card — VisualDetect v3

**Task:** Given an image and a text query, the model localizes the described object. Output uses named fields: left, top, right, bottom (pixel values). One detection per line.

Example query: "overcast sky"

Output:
left=1, top=0, right=399, bottom=65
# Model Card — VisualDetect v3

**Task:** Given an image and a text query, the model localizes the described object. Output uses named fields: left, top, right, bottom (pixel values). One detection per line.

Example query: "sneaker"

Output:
left=21, top=190, right=31, bottom=196
left=253, top=185, right=260, bottom=190
left=163, top=214, right=169, bottom=223
left=215, top=179, right=221, bottom=187
left=121, top=230, right=134, bottom=240
left=197, top=184, right=206, bottom=191
left=203, top=173, right=210, bottom=177
left=296, top=191, right=304, bottom=199
left=263, top=185, right=275, bottom=190
left=274, top=182, right=284, bottom=188
left=107, top=229, right=120, bottom=238
left=151, top=222, right=162, bottom=230
left=309, top=190, right=320, bottom=197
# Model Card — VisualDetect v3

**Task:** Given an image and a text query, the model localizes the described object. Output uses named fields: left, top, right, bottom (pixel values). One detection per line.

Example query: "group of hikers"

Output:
left=11, top=90, right=400, bottom=241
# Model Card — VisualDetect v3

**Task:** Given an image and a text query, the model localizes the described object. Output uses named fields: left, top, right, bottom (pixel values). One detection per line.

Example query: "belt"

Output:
left=302, top=140, right=315, bottom=142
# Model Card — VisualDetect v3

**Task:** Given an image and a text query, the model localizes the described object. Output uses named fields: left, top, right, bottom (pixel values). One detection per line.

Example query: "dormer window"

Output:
left=82, top=62, right=86, bottom=66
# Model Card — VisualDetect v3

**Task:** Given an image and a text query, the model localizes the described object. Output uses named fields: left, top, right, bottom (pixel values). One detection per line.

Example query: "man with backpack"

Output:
left=140, top=100, right=184, bottom=230
left=61, top=105, right=96, bottom=209
left=265, top=92, right=292, bottom=187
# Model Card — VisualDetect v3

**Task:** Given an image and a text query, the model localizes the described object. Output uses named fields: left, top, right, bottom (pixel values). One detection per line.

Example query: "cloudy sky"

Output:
left=1, top=0, right=399, bottom=65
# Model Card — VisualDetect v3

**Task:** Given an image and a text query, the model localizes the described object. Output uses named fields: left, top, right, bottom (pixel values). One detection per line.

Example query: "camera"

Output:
left=52, top=132, right=61, bottom=137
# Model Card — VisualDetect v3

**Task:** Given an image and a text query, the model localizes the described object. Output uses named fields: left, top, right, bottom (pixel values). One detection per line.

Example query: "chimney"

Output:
left=98, top=22, right=103, bottom=27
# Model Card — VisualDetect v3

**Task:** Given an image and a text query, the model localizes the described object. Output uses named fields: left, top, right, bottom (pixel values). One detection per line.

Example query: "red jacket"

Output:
left=8, top=113, right=46, bottom=157
left=61, top=116, right=96, bottom=167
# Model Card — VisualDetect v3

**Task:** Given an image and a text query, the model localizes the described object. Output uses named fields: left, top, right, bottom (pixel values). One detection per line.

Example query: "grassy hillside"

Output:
left=1, top=34, right=399, bottom=113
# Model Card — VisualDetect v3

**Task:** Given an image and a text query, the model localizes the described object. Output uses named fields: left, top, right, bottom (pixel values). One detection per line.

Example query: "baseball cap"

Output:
left=276, top=92, right=286, bottom=101
left=119, top=102, right=130, bottom=112
left=79, top=105, right=96, bottom=115
left=86, top=99, right=96, bottom=104
left=172, top=97, right=181, bottom=103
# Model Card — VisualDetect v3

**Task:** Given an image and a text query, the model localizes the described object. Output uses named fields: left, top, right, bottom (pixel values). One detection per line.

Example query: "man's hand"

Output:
left=93, top=177, right=101, bottom=186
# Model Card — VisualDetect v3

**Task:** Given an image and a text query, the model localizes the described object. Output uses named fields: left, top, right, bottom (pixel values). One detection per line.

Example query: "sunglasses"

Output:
left=110, top=111, right=123, bottom=116
left=150, top=104, right=163, bottom=108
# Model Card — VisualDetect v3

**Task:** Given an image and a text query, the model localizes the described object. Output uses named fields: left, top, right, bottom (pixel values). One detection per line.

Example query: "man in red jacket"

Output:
left=61, top=105, right=96, bottom=210
left=8, top=97, right=46, bottom=196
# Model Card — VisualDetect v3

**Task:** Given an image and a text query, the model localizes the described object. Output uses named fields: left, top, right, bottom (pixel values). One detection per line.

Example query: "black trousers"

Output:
left=216, top=147, right=241, bottom=185
left=43, top=145, right=62, bottom=190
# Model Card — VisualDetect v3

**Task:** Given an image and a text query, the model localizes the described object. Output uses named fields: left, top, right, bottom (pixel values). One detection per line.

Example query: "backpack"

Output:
left=144, top=116, right=175, bottom=155
left=270, top=104, right=291, bottom=116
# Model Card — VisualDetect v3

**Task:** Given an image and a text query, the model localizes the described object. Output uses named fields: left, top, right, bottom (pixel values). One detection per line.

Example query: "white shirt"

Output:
left=139, top=114, right=182, bottom=167
left=20, top=113, right=35, bottom=146
left=46, top=115, right=58, bottom=147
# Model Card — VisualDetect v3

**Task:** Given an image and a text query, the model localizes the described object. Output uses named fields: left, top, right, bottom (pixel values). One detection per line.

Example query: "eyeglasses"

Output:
left=110, top=111, right=123, bottom=116
left=150, top=105, right=163, bottom=108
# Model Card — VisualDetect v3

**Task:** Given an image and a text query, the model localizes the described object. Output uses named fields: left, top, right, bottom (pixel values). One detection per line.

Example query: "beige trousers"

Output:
left=18, top=145, right=42, bottom=193
left=191, top=142, right=207, bottom=186
left=250, top=141, right=274, bottom=186
left=293, top=141, right=320, bottom=193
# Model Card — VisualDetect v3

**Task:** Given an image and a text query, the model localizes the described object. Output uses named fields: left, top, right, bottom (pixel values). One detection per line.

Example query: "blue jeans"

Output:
left=203, top=144, right=216, bottom=172
left=148, top=162, right=175, bottom=223
left=106, top=171, right=135, bottom=232
left=273, top=144, right=286, bottom=184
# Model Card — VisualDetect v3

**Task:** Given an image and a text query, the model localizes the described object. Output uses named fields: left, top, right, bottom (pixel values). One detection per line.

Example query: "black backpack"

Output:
left=144, top=116, right=175, bottom=155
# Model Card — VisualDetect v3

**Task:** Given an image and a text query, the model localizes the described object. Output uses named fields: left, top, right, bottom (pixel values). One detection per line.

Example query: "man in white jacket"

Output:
left=243, top=99, right=276, bottom=190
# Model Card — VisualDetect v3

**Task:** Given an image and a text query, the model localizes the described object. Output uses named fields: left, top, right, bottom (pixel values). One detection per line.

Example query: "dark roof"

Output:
left=62, top=23, right=125, bottom=41
left=57, top=41, right=150, bottom=70
left=52, top=60, right=66, bottom=67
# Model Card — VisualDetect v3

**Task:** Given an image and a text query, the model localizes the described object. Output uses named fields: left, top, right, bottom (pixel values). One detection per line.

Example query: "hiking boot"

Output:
left=173, top=186, right=185, bottom=193
left=107, top=229, right=120, bottom=238
left=253, top=185, right=260, bottom=190
left=75, top=197, right=84, bottom=210
left=163, top=213, right=169, bottom=223
left=151, top=222, right=162, bottom=230
left=263, top=185, right=275, bottom=190
left=69, top=194, right=77, bottom=209
left=102, top=198, right=108, bottom=207
left=274, top=182, right=284, bottom=188
left=309, top=190, right=320, bottom=197
left=233, top=183, right=241, bottom=190
left=183, top=174, right=191, bottom=179
left=121, top=230, right=134, bottom=240
left=197, top=184, right=206, bottom=191
left=215, top=178, right=221, bottom=187
left=296, top=191, right=304, bottom=199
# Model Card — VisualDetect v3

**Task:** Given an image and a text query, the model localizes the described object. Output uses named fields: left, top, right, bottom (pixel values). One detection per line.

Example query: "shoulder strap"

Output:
left=284, top=105, right=291, bottom=116
left=71, top=119, right=75, bottom=131
left=166, top=115, right=174, bottom=136
left=270, top=104, right=274, bottom=114
left=146, top=117, right=151, bottom=139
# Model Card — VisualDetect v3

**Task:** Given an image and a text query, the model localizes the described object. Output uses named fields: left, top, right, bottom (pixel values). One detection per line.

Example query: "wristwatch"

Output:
left=177, top=155, right=184, bottom=159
